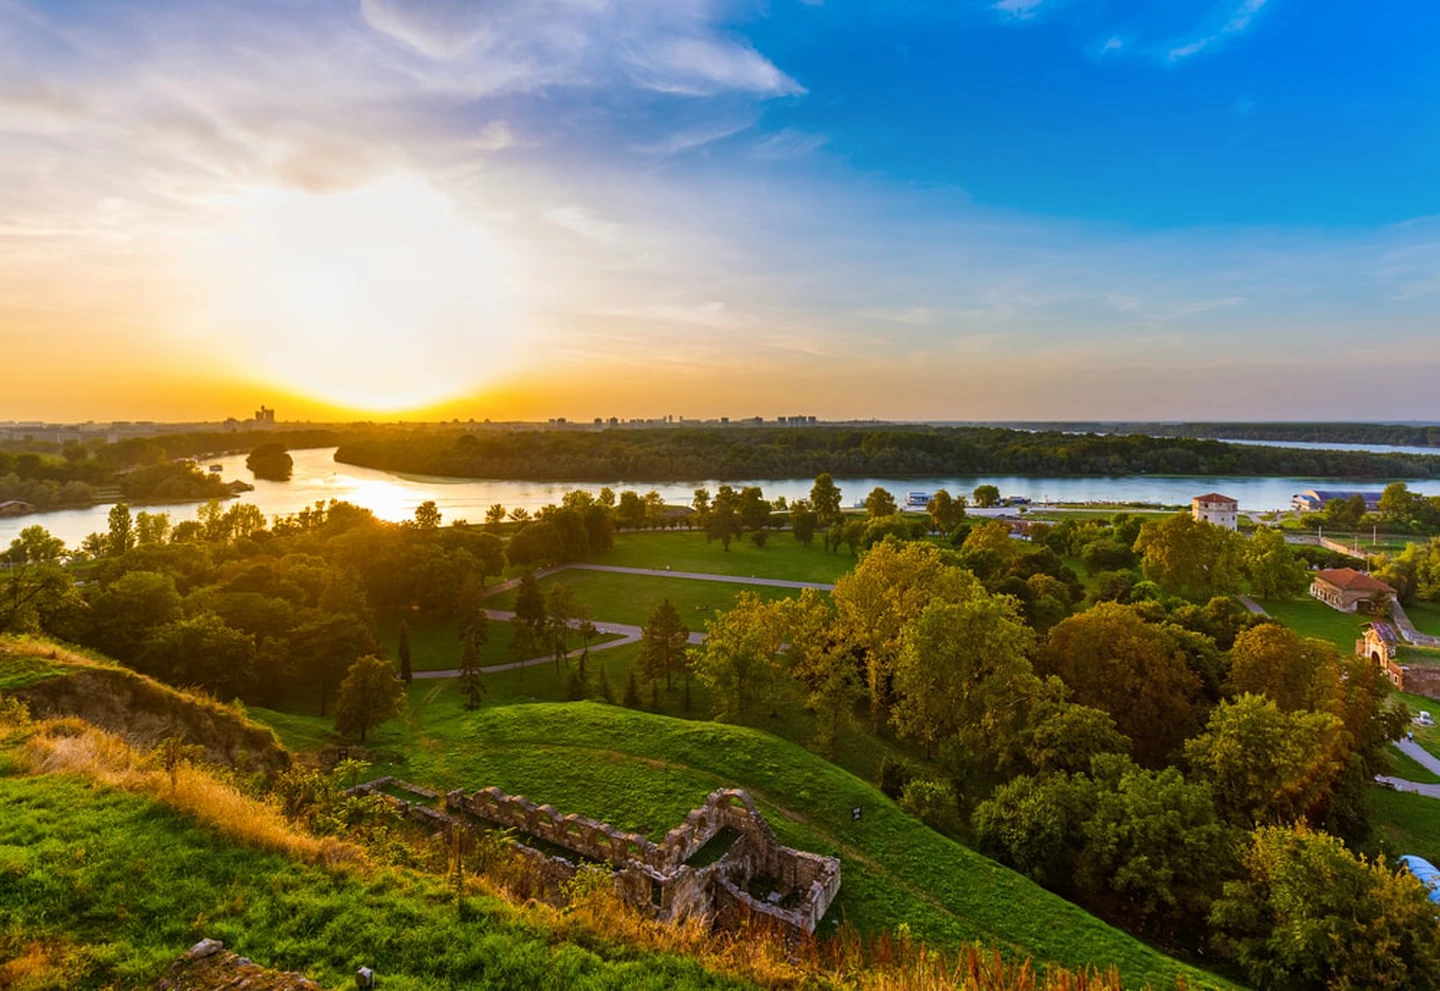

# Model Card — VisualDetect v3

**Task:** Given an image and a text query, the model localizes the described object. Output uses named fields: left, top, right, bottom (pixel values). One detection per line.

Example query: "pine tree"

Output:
left=650, top=681, right=659, bottom=710
left=567, top=668, right=586, bottom=701
left=639, top=599, right=689, bottom=690
left=623, top=669, right=641, bottom=708
left=597, top=661, right=613, bottom=702
left=397, top=619, right=413, bottom=684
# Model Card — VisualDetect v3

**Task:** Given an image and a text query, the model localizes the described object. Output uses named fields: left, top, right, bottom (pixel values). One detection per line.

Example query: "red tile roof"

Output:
left=1314, top=568, right=1395, bottom=595
left=1192, top=492, right=1238, bottom=505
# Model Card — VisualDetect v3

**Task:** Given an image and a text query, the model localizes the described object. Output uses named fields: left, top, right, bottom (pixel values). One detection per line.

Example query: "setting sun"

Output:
left=190, top=174, right=518, bottom=413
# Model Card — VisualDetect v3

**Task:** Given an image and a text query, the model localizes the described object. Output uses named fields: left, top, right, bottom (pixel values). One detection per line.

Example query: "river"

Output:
left=6, top=446, right=1440, bottom=549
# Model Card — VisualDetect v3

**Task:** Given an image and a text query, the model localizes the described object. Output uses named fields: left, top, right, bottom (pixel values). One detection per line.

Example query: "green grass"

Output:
left=1371, top=785, right=1440, bottom=867
left=0, top=774, right=756, bottom=991
left=377, top=613, right=622, bottom=672
left=1405, top=601, right=1440, bottom=638
left=1387, top=744, right=1440, bottom=784
left=585, top=531, right=856, bottom=584
left=0, top=653, right=65, bottom=690
left=1391, top=691, right=1440, bottom=762
left=1256, top=596, right=1369, bottom=653
left=252, top=701, right=1232, bottom=990
left=488, top=572, right=811, bottom=631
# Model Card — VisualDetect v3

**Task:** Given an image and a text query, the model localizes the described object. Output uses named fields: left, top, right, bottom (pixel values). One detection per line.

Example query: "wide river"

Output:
left=7, top=445, right=1440, bottom=549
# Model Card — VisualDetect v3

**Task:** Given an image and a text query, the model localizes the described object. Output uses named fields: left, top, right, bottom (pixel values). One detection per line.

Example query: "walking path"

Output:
left=1396, top=737, right=1440, bottom=777
left=1389, top=598, right=1440, bottom=648
left=481, top=563, right=835, bottom=598
left=1235, top=594, right=1268, bottom=616
left=1377, top=777, right=1440, bottom=799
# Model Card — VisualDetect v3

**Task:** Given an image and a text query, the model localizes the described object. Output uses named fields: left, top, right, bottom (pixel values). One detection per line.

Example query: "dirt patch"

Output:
left=154, top=941, right=323, bottom=990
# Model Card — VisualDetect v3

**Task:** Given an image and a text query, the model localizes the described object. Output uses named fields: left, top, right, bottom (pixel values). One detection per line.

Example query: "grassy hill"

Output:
left=254, top=698, right=1235, bottom=990
left=0, top=636, right=288, bottom=773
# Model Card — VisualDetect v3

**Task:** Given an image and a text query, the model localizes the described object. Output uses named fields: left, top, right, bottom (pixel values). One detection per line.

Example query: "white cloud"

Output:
left=994, top=0, right=1048, bottom=20
left=1167, top=0, right=1269, bottom=61
left=635, top=117, right=755, bottom=156
left=543, top=205, right=623, bottom=242
left=749, top=128, right=828, bottom=161
left=624, top=36, right=804, bottom=97
left=473, top=120, right=515, bottom=152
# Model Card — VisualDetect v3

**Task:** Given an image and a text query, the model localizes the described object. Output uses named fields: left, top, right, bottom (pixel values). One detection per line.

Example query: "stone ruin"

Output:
left=448, top=785, right=841, bottom=936
left=347, top=777, right=841, bottom=937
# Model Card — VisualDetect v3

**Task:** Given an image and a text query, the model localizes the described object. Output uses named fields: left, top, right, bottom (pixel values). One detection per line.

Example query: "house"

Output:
left=1310, top=567, right=1395, bottom=613
left=1291, top=489, right=1383, bottom=513
left=0, top=500, right=35, bottom=517
left=1191, top=492, right=1238, bottom=530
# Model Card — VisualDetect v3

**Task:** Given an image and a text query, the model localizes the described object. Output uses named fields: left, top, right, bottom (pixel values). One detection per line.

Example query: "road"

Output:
left=1377, top=777, right=1440, bottom=799
left=1235, top=594, right=1267, bottom=616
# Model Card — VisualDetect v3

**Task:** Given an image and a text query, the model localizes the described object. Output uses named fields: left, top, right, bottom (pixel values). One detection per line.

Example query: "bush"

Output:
left=877, top=753, right=916, bottom=800
left=900, top=778, right=962, bottom=834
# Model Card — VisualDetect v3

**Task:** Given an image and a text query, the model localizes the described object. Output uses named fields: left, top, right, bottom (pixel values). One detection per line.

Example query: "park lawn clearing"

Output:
left=588, top=531, right=857, bottom=584
left=1387, top=744, right=1440, bottom=784
left=0, top=774, right=755, bottom=991
left=1390, top=690, right=1440, bottom=763
left=488, top=571, right=811, bottom=630
left=1405, top=600, right=1440, bottom=638
left=1371, top=785, right=1440, bottom=867
left=377, top=612, right=623, bottom=672
left=1257, top=597, right=1369, bottom=654
left=251, top=700, right=1233, bottom=991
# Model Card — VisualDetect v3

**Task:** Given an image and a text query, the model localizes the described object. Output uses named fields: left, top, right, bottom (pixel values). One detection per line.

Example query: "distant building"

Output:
left=1291, top=489, right=1383, bottom=513
left=1192, top=492, right=1238, bottom=530
left=1310, top=567, right=1395, bottom=613
left=1360, top=621, right=1440, bottom=698
left=252, top=405, right=277, bottom=429
left=0, top=500, right=35, bottom=517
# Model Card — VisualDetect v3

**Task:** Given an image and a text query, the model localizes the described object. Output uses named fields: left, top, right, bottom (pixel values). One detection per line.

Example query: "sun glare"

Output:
left=192, top=174, right=518, bottom=412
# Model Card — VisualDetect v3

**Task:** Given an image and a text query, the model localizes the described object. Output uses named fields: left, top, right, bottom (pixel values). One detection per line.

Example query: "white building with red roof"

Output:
left=1191, top=492, right=1238, bottom=530
left=1310, top=567, right=1396, bottom=614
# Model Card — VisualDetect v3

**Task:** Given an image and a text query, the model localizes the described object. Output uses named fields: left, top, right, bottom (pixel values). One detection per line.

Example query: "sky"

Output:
left=2, top=0, right=1439, bottom=423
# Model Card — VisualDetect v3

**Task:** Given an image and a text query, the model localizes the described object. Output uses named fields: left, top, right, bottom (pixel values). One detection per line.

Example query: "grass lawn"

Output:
left=1406, top=600, right=1440, bottom=638
left=376, top=612, right=622, bottom=672
left=1390, top=690, right=1440, bottom=762
left=586, top=530, right=857, bottom=584
left=250, top=701, right=1233, bottom=991
left=1256, top=596, right=1368, bottom=653
left=1387, top=744, right=1440, bottom=784
left=0, top=774, right=754, bottom=991
left=488, top=571, right=812, bottom=630
left=1371, top=785, right=1440, bottom=866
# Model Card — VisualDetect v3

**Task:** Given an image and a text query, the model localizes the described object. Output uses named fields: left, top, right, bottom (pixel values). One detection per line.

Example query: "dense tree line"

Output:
left=1011, top=421, right=1440, bottom=449
left=333, top=425, right=1440, bottom=481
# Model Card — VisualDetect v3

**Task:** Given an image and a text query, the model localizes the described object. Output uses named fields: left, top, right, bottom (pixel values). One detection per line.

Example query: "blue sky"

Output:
left=2, top=0, right=1438, bottom=420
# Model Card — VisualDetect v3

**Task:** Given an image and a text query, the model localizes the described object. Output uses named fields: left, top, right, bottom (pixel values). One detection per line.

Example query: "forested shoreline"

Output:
left=335, top=425, right=1440, bottom=481
left=1008, top=421, right=1440, bottom=449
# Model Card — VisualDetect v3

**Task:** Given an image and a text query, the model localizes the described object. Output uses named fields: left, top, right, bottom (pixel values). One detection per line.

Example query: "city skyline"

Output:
left=3, top=0, right=1439, bottom=422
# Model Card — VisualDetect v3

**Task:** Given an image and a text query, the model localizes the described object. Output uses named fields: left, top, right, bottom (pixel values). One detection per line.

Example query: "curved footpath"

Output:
left=412, top=563, right=823, bottom=679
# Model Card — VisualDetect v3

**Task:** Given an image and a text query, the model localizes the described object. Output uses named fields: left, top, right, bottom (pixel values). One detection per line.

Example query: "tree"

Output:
left=831, top=540, right=984, bottom=724
left=333, top=655, right=405, bottom=742
left=864, top=486, right=898, bottom=518
left=691, top=488, right=711, bottom=529
left=134, top=511, right=171, bottom=546
left=972, top=484, right=1001, bottom=508
left=512, top=573, right=545, bottom=654
left=1185, top=693, right=1347, bottom=827
left=506, top=520, right=562, bottom=567
left=738, top=486, right=771, bottom=533
left=785, top=590, right=862, bottom=756
left=107, top=502, right=134, bottom=556
left=1022, top=699, right=1131, bottom=775
left=471, top=532, right=506, bottom=586
left=623, top=669, right=641, bottom=708
left=291, top=613, right=373, bottom=716
left=1134, top=512, right=1243, bottom=601
left=616, top=490, right=645, bottom=530
left=543, top=582, right=578, bottom=673
left=926, top=489, right=964, bottom=533
left=142, top=612, right=257, bottom=700
left=458, top=630, right=485, bottom=710
left=706, top=485, right=741, bottom=550
left=691, top=593, right=786, bottom=720
left=892, top=597, right=1039, bottom=768
left=639, top=599, right=689, bottom=690
left=1244, top=526, right=1309, bottom=601
left=1039, top=602, right=1202, bottom=766
left=245, top=443, right=293, bottom=481
left=789, top=499, right=818, bottom=546
left=1211, top=825, right=1440, bottom=991
left=810, top=473, right=843, bottom=525
left=397, top=619, right=413, bottom=684
left=484, top=504, right=506, bottom=534
left=1226, top=623, right=1338, bottom=712
left=1, top=526, right=72, bottom=632
left=87, top=570, right=183, bottom=661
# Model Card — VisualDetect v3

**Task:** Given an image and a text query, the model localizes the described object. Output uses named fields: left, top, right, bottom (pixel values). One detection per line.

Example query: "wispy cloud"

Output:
left=543, top=205, right=623, bottom=242
left=994, top=0, right=1049, bottom=21
left=749, top=128, right=828, bottom=161
left=635, top=117, right=755, bottom=156
left=1167, top=0, right=1270, bottom=61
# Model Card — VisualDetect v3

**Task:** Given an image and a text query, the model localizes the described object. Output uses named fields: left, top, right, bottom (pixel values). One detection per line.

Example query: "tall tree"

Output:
left=926, top=489, right=965, bottom=533
left=396, top=619, right=413, bottom=684
left=972, top=484, right=1001, bottom=508
left=512, top=572, right=545, bottom=653
left=333, top=655, right=405, bottom=742
left=810, top=473, right=843, bottom=525
left=484, top=504, right=506, bottom=533
left=1226, top=623, right=1337, bottom=712
left=543, top=582, right=578, bottom=673
left=891, top=596, right=1039, bottom=767
left=1134, top=512, right=1243, bottom=601
left=107, top=502, right=134, bottom=556
left=413, top=500, right=442, bottom=530
left=789, top=499, right=818, bottom=546
left=457, top=630, right=485, bottom=710
left=706, top=485, right=741, bottom=550
left=691, top=488, right=711, bottom=529
left=1244, top=526, right=1310, bottom=601
left=691, top=593, right=786, bottom=719
left=639, top=599, right=689, bottom=690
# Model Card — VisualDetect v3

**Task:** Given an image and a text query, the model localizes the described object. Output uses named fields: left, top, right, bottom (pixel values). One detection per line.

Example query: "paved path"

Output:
left=1377, top=777, right=1440, bottom=799
left=1396, top=737, right=1440, bottom=777
left=1235, top=594, right=1268, bottom=616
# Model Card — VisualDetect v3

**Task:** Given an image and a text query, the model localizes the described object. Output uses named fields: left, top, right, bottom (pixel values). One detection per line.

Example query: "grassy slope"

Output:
left=1407, top=600, right=1440, bottom=638
left=1255, top=597, right=1368, bottom=654
left=254, top=700, right=1231, bottom=990
left=1371, top=785, right=1440, bottom=866
left=0, top=774, right=754, bottom=991
left=488, top=571, right=808, bottom=630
